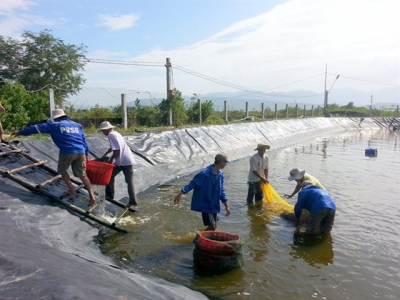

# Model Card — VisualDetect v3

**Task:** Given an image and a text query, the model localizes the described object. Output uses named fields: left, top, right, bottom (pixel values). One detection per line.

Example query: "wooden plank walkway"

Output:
left=0, top=142, right=136, bottom=233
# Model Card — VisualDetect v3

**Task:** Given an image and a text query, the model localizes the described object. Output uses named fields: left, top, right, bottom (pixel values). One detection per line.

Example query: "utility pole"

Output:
left=224, top=100, right=228, bottom=122
left=370, top=95, right=373, bottom=117
left=323, top=64, right=328, bottom=116
left=323, top=64, right=340, bottom=116
left=198, top=98, right=202, bottom=124
left=166, top=58, right=173, bottom=126
left=121, top=93, right=127, bottom=129
left=49, top=88, right=55, bottom=117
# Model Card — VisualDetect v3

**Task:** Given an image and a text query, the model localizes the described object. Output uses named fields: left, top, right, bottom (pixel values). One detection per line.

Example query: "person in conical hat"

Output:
left=246, top=143, right=270, bottom=205
left=11, top=109, right=96, bottom=206
left=284, top=168, right=325, bottom=199
left=98, top=121, right=138, bottom=207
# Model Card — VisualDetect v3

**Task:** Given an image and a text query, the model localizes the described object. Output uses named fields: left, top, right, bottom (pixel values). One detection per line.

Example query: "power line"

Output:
left=173, top=64, right=259, bottom=91
left=83, top=58, right=321, bottom=97
left=226, top=73, right=326, bottom=99
left=328, top=73, right=399, bottom=87
left=83, top=58, right=399, bottom=96
left=84, top=58, right=164, bottom=67
left=173, top=64, right=323, bottom=98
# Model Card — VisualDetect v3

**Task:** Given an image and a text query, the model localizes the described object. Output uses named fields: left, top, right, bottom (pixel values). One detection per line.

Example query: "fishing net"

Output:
left=261, top=183, right=294, bottom=213
left=262, top=183, right=310, bottom=223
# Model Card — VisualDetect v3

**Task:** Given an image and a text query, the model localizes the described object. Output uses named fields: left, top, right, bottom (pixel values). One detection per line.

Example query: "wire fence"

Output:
left=64, top=86, right=322, bottom=111
left=37, top=86, right=400, bottom=128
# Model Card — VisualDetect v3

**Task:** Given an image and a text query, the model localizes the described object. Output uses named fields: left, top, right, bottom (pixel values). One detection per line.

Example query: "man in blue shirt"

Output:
left=174, top=153, right=231, bottom=231
left=11, top=109, right=96, bottom=206
left=295, top=180, right=336, bottom=235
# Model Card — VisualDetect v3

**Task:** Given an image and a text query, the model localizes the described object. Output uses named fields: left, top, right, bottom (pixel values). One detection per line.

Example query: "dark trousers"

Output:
left=246, top=181, right=263, bottom=204
left=105, top=165, right=137, bottom=205
left=307, top=208, right=335, bottom=234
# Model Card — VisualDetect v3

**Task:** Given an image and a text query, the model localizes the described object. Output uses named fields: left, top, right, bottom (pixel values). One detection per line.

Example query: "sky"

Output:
left=1, top=0, right=399, bottom=108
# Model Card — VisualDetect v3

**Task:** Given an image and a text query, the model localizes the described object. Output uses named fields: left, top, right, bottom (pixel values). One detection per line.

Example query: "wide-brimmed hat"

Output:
left=288, top=168, right=305, bottom=181
left=214, top=153, right=228, bottom=163
left=254, top=143, right=270, bottom=150
left=97, top=121, right=116, bottom=131
left=51, top=109, right=68, bottom=120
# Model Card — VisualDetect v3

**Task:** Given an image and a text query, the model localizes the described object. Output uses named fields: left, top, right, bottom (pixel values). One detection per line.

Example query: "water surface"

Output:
left=98, top=129, right=400, bottom=299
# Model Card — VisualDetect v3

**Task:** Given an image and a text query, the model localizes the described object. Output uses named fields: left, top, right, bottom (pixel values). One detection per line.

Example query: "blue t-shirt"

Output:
left=18, top=117, right=89, bottom=155
left=295, top=185, right=336, bottom=219
left=181, top=164, right=228, bottom=214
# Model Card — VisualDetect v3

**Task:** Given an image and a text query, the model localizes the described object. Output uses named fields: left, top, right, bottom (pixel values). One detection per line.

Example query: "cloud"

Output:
left=0, top=0, right=36, bottom=13
left=118, top=0, right=399, bottom=96
left=0, top=0, right=57, bottom=38
left=0, top=14, right=56, bottom=38
left=97, top=13, right=140, bottom=31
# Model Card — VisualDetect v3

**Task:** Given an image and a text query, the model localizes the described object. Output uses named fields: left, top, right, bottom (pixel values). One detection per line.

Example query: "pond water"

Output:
left=98, top=129, right=399, bottom=299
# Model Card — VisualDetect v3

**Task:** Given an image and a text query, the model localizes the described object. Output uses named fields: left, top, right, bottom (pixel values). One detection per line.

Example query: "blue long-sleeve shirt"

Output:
left=182, top=164, right=228, bottom=214
left=295, top=185, right=336, bottom=219
left=18, top=117, right=89, bottom=156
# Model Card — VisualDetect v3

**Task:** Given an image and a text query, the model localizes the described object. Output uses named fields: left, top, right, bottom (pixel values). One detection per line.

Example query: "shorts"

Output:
left=58, top=153, right=87, bottom=178
left=201, top=213, right=219, bottom=226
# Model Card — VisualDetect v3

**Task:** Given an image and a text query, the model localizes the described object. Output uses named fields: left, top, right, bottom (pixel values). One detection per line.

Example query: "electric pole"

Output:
left=166, top=58, right=173, bottom=126
left=323, top=64, right=328, bottom=116
left=323, top=64, right=340, bottom=117
left=370, top=95, right=373, bottom=117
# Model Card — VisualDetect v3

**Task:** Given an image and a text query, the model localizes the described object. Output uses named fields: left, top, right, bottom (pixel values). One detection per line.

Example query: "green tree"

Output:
left=0, top=29, right=87, bottom=105
left=187, top=93, right=215, bottom=124
left=328, top=103, right=340, bottom=109
left=112, top=104, right=137, bottom=124
left=157, top=89, right=187, bottom=127
left=137, top=105, right=159, bottom=127
left=84, top=104, right=113, bottom=119
left=157, top=99, right=170, bottom=126
left=0, top=82, right=48, bottom=130
left=346, top=102, right=354, bottom=109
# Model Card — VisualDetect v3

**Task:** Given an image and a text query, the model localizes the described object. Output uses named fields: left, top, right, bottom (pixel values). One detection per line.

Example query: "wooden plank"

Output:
left=86, top=200, right=103, bottom=213
left=3, top=171, right=129, bottom=233
left=6, top=160, right=47, bottom=174
left=57, top=199, right=129, bottom=233
left=0, top=171, right=37, bottom=190
left=6, top=143, right=83, bottom=185
left=0, top=144, right=129, bottom=233
left=36, top=174, right=62, bottom=188
left=0, top=149, right=23, bottom=156
left=112, top=207, right=130, bottom=227
left=105, top=198, right=137, bottom=213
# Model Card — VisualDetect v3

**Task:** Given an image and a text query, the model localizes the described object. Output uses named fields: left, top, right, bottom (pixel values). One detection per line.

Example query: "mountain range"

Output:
left=133, top=86, right=399, bottom=111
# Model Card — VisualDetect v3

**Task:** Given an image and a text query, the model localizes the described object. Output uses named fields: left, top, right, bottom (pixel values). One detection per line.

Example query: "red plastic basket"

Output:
left=195, top=231, right=241, bottom=255
left=86, top=160, right=115, bottom=185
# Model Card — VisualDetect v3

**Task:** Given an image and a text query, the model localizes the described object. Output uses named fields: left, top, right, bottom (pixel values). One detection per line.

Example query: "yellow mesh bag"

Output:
left=261, top=183, right=294, bottom=214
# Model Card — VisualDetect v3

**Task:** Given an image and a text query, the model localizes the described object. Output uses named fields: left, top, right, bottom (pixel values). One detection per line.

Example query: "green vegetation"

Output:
left=0, top=29, right=87, bottom=106
left=0, top=82, right=48, bottom=130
